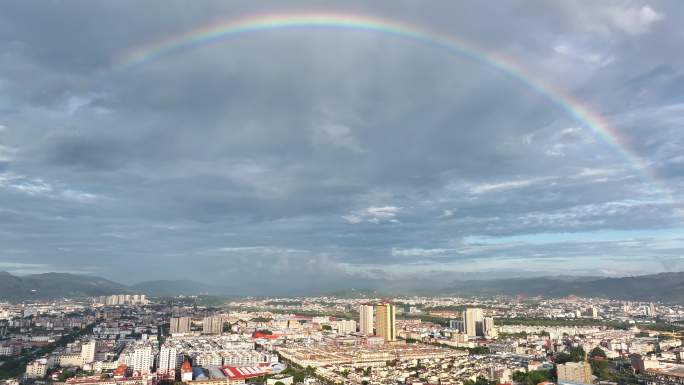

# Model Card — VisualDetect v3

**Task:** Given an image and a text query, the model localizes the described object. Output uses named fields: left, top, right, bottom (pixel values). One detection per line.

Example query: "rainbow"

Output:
left=119, top=11, right=672, bottom=201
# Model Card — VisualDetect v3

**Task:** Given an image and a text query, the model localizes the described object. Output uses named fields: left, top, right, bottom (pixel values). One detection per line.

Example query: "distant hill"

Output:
left=443, top=272, right=684, bottom=303
left=0, top=272, right=221, bottom=301
left=0, top=271, right=129, bottom=301
left=2, top=271, right=684, bottom=302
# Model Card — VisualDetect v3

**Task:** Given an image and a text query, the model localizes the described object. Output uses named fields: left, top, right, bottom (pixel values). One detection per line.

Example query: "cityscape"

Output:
left=1, top=2, right=683, bottom=385
left=2, top=294, right=684, bottom=385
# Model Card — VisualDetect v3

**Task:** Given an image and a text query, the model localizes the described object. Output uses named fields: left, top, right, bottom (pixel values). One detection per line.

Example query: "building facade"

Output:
left=375, top=303, right=396, bottom=342
left=557, top=361, right=593, bottom=384
left=359, top=304, right=374, bottom=336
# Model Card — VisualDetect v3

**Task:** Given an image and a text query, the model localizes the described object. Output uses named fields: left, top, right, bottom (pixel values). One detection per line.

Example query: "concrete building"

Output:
left=557, top=361, right=593, bottom=384
left=25, top=358, right=48, bottom=379
left=375, top=303, right=396, bottom=342
left=170, top=317, right=191, bottom=334
left=158, top=345, right=182, bottom=375
left=463, top=308, right=483, bottom=338
left=483, top=317, right=497, bottom=338
left=81, top=340, right=97, bottom=365
left=130, top=346, right=153, bottom=374
left=333, top=320, right=357, bottom=334
left=359, top=304, right=374, bottom=336
left=449, top=319, right=464, bottom=332
left=203, top=316, right=223, bottom=335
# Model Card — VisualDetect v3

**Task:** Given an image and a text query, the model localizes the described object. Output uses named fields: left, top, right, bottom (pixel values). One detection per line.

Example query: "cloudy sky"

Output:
left=0, top=1, right=683, bottom=292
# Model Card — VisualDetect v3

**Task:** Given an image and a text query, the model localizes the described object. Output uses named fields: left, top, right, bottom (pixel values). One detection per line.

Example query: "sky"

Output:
left=0, top=1, right=683, bottom=293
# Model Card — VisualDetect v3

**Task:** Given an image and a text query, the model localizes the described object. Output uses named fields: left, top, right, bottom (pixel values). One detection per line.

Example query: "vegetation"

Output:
left=591, top=347, right=607, bottom=358
left=468, top=346, right=491, bottom=355
left=399, top=313, right=450, bottom=326
left=512, top=370, right=554, bottom=385
left=464, top=376, right=496, bottom=385
left=265, top=301, right=303, bottom=307
left=637, top=322, right=684, bottom=332
left=497, top=317, right=629, bottom=329
left=556, top=346, right=586, bottom=364
left=498, top=331, right=528, bottom=338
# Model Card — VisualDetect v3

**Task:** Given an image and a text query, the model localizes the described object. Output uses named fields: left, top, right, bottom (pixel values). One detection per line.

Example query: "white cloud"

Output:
left=343, top=205, right=402, bottom=224
left=440, top=209, right=455, bottom=218
left=391, top=247, right=452, bottom=257
left=468, top=177, right=548, bottom=195
left=553, top=43, right=615, bottom=67
left=10, top=179, right=52, bottom=195
left=563, top=3, right=664, bottom=36
left=606, top=5, right=663, bottom=35
left=214, top=246, right=305, bottom=254
left=61, top=189, right=98, bottom=202
left=0, top=172, right=99, bottom=202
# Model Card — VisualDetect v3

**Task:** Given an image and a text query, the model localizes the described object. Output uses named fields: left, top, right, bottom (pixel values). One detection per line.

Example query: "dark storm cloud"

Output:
left=0, top=0, right=682, bottom=290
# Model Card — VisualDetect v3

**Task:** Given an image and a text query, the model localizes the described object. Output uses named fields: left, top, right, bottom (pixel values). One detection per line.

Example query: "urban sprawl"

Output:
left=1, top=294, right=684, bottom=385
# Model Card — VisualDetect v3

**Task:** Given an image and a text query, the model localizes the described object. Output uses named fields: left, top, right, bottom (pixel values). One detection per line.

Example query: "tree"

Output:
left=512, top=370, right=553, bottom=385
left=464, top=376, right=495, bottom=385
left=591, top=347, right=607, bottom=358
left=591, top=359, right=609, bottom=379
left=274, top=382, right=285, bottom=385
left=556, top=347, right=585, bottom=364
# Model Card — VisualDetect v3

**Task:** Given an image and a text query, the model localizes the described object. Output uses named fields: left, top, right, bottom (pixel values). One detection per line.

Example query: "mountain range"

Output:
left=1, top=270, right=684, bottom=302
left=0, top=271, right=218, bottom=301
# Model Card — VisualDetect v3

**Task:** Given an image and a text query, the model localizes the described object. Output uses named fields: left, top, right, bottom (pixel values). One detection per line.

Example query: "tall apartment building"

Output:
left=333, top=320, right=357, bottom=334
left=375, top=303, right=396, bottom=342
left=359, top=304, right=374, bottom=335
left=158, top=345, right=183, bottom=375
left=203, top=316, right=223, bottom=335
left=81, top=340, right=96, bottom=365
left=463, top=308, right=483, bottom=338
left=483, top=317, right=497, bottom=338
left=96, top=295, right=147, bottom=306
left=449, top=319, right=464, bottom=332
left=557, top=361, right=592, bottom=384
left=170, top=317, right=192, bottom=334
left=130, top=345, right=153, bottom=374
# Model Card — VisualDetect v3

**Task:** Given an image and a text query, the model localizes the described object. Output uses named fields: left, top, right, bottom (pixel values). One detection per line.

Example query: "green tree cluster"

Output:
left=512, top=370, right=553, bottom=385
left=464, top=376, right=496, bottom=385
left=556, top=347, right=586, bottom=364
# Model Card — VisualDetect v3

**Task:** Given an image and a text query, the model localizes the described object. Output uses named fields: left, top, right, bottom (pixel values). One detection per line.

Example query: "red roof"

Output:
left=181, top=360, right=192, bottom=373
left=114, top=364, right=127, bottom=376
left=252, top=332, right=278, bottom=339
left=222, top=366, right=270, bottom=379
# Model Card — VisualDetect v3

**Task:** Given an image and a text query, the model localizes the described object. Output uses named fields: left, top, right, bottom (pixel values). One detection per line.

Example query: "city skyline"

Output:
left=0, top=1, right=683, bottom=289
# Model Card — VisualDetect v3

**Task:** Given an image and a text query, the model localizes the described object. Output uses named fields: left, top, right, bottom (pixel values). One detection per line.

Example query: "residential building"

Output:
left=82, top=340, right=97, bottom=365
left=170, top=317, right=191, bottom=334
left=483, top=317, right=497, bottom=338
left=359, top=304, right=374, bottom=336
left=25, top=359, right=48, bottom=379
left=376, top=303, right=396, bottom=342
left=463, top=308, right=483, bottom=338
left=130, top=346, right=153, bottom=374
left=203, top=316, right=223, bottom=335
left=158, top=345, right=182, bottom=375
left=557, top=361, right=593, bottom=384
